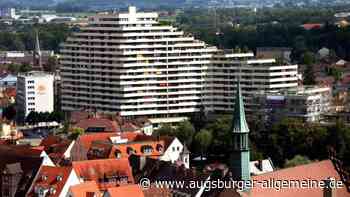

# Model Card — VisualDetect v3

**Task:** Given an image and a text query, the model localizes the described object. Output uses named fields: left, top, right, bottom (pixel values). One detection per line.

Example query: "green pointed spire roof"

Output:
left=231, top=80, right=249, bottom=133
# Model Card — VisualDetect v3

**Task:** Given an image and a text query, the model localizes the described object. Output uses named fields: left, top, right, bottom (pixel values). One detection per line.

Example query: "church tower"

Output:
left=230, top=79, right=250, bottom=182
left=33, top=30, right=42, bottom=70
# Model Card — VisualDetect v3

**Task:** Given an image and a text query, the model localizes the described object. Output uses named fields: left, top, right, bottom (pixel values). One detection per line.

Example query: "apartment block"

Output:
left=252, top=86, right=331, bottom=123
left=60, top=7, right=299, bottom=124
left=16, top=71, right=54, bottom=121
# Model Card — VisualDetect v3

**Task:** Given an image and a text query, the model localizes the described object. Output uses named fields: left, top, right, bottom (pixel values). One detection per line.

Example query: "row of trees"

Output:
left=0, top=23, right=71, bottom=52
left=25, top=111, right=64, bottom=125
left=177, top=7, right=350, bottom=62
left=155, top=116, right=350, bottom=168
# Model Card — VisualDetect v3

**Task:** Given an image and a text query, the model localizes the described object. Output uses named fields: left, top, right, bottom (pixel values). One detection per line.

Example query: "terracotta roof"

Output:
left=143, top=185, right=172, bottom=197
left=302, top=23, right=323, bottom=30
left=75, top=118, right=119, bottom=132
left=69, top=181, right=102, bottom=197
left=69, top=111, right=91, bottom=124
left=27, top=166, right=72, bottom=197
left=77, top=133, right=117, bottom=150
left=4, top=87, right=16, bottom=97
left=109, top=140, right=165, bottom=159
left=39, top=136, right=72, bottom=165
left=242, top=160, right=349, bottom=197
left=0, top=144, right=44, bottom=196
left=106, top=184, right=144, bottom=197
left=72, top=158, right=134, bottom=189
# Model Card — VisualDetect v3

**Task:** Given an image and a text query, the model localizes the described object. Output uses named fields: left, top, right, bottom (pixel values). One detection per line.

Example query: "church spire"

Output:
left=33, top=30, right=42, bottom=70
left=230, top=76, right=251, bottom=184
left=232, top=80, right=249, bottom=134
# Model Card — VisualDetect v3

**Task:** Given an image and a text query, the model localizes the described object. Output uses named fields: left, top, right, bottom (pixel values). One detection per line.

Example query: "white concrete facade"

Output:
left=60, top=7, right=299, bottom=123
left=16, top=71, right=54, bottom=120
left=253, top=86, right=332, bottom=122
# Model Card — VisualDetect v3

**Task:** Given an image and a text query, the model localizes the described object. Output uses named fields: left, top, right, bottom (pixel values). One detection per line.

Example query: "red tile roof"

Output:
left=72, top=158, right=134, bottom=189
left=109, top=140, right=166, bottom=159
left=106, top=184, right=144, bottom=197
left=302, top=23, right=323, bottom=30
left=143, top=185, right=172, bottom=197
left=75, top=118, right=119, bottom=132
left=27, top=166, right=72, bottom=197
left=4, top=87, right=16, bottom=97
left=40, top=135, right=72, bottom=165
left=69, top=181, right=102, bottom=197
left=244, top=160, right=349, bottom=197
left=77, top=133, right=117, bottom=150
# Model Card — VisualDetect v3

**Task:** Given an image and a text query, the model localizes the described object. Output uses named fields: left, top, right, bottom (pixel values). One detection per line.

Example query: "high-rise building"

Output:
left=16, top=71, right=54, bottom=122
left=208, top=52, right=298, bottom=112
left=60, top=7, right=298, bottom=124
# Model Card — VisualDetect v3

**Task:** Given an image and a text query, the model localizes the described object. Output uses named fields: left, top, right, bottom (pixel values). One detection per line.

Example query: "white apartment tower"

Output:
left=16, top=71, right=54, bottom=121
left=60, top=7, right=298, bottom=124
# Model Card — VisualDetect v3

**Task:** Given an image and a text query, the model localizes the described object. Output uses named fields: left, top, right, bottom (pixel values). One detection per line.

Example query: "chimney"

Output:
left=191, top=167, right=196, bottom=176
left=323, top=177, right=337, bottom=197
left=258, top=160, right=263, bottom=171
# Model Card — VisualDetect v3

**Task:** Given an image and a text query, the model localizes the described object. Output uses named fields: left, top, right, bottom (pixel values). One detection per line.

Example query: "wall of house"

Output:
left=160, top=138, right=183, bottom=163
left=61, top=170, right=80, bottom=197
left=40, top=151, right=55, bottom=167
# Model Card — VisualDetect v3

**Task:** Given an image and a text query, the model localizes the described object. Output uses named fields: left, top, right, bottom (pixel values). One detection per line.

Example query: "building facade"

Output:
left=16, top=71, right=54, bottom=121
left=252, top=86, right=331, bottom=123
left=60, top=7, right=299, bottom=124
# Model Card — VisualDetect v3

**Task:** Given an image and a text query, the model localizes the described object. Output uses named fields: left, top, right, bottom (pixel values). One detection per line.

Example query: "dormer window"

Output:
left=141, top=145, right=153, bottom=154
left=41, top=175, right=48, bottom=181
left=156, top=144, right=163, bottom=153
left=114, top=149, right=122, bottom=158
left=56, top=175, right=63, bottom=182
left=49, top=187, right=56, bottom=195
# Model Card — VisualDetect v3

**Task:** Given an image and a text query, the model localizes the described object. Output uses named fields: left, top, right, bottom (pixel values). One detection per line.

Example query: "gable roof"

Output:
left=72, top=158, right=134, bottom=189
left=106, top=184, right=144, bottom=197
left=0, top=145, right=43, bottom=196
left=243, top=160, right=349, bottom=197
left=27, top=166, right=72, bottom=197
left=69, top=181, right=102, bottom=197
left=75, top=118, right=119, bottom=132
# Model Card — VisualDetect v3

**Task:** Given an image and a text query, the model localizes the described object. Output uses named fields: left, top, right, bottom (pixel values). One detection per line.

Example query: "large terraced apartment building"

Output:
left=60, top=6, right=298, bottom=124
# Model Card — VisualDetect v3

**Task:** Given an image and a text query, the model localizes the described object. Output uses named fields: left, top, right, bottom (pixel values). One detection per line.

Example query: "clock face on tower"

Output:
left=37, top=84, right=46, bottom=95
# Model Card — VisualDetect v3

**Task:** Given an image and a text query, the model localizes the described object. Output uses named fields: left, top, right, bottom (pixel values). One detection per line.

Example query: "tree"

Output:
left=68, top=127, right=85, bottom=140
left=25, top=111, right=40, bottom=125
left=174, top=120, right=196, bottom=147
left=153, top=124, right=175, bottom=137
left=2, top=105, right=16, bottom=121
left=284, top=155, right=312, bottom=168
left=194, top=129, right=213, bottom=157
left=204, top=115, right=232, bottom=154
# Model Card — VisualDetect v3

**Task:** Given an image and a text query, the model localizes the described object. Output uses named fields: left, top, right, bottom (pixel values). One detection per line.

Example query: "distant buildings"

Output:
left=16, top=71, right=54, bottom=121
left=0, top=8, right=16, bottom=19
left=252, top=86, right=331, bottom=122
left=60, top=6, right=298, bottom=124
left=256, top=47, right=292, bottom=62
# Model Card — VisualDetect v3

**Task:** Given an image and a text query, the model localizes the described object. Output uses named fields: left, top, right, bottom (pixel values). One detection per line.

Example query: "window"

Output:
left=27, top=86, right=34, bottom=89
left=177, top=147, right=180, bottom=151
left=172, top=147, right=175, bottom=152
left=28, top=97, right=35, bottom=100
left=27, top=80, right=34, bottom=84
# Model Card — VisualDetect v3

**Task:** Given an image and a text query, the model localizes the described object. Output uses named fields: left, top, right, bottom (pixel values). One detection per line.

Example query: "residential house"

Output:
left=26, top=166, right=80, bottom=197
left=72, top=158, right=134, bottom=190
left=67, top=181, right=102, bottom=197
